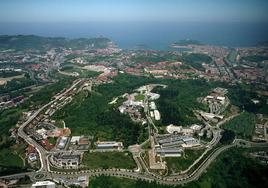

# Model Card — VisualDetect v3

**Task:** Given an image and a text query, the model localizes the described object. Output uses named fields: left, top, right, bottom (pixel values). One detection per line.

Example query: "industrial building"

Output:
left=95, top=141, right=123, bottom=151
left=155, top=147, right=183, bottom=157
left=156, top=134, right=200, bottom=148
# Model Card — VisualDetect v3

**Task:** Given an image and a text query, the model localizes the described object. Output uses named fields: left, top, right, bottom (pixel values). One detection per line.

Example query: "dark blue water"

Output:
left=0, top=22, right=268, bottom=49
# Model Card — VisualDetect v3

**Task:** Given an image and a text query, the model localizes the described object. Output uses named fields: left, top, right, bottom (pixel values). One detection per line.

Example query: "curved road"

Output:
left=1, top=80, right=268, bottom=186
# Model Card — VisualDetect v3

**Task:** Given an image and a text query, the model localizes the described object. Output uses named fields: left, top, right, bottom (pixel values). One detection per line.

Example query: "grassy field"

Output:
left=82, top=152, right=136, bottom=169
left=165, top=149, right=205, bottom=173
left=59, top=65, right=99, bottom=78
left=134, top=94, right=145, bottom=101
left=221, top=112, right=255, bottom=139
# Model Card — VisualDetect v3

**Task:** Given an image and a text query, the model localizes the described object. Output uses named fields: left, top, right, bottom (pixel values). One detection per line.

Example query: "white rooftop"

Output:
left=32, top=181, right=55, bottom=186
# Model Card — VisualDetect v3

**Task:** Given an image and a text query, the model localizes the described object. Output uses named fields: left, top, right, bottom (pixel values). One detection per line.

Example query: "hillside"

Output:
left=0, top=35, right=111, bottom=51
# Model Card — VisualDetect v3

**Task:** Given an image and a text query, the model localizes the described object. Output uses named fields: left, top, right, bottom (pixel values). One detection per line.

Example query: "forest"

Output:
left=221, top=112, right=255, bottom=139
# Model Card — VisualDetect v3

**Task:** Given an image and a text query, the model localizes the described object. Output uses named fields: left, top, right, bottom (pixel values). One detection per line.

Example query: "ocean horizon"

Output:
left=1, top=21, right=268, bottom=50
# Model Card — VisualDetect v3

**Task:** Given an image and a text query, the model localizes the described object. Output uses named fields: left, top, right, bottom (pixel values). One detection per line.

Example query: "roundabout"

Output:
left=33, top=173, right=46, bottom=181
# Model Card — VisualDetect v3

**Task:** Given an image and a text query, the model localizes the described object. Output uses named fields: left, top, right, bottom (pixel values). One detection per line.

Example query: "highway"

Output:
left=47, top=140, right=267, bottom=186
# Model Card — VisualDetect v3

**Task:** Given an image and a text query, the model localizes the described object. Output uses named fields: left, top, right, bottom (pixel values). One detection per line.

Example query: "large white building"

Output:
left=154, top=110, right=161, bottom=120
left=31, top=181, right=55, bottom=188
left=166, top=124, right=182, bottom=134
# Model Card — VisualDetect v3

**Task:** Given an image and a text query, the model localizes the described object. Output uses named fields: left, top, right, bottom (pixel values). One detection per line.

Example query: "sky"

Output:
left=0, top=0, right=268, bottom=23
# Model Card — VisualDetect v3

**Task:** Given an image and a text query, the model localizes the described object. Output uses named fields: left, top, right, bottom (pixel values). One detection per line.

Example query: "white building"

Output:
left=154, top=110, right=161, bottom=120
left=216, top=96, right=226, bottom=104
left=150, top=111, right=155, bottom=118
left=70, top=136, right=81, bottom=144
left=118, top=106, right=126, bottom=113
left=150, top=102, right=156, bottom=110
left=166, top=124, right=182, bottom=134
left=31, top=181, right=56, bottom=188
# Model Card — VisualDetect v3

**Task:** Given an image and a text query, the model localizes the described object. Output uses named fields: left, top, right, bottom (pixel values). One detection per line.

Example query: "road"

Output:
left=9, top=140, right=259, bottom=186
left=1, top=81, right=268, bottom=186
left=16, top=79, right=83, bottom=175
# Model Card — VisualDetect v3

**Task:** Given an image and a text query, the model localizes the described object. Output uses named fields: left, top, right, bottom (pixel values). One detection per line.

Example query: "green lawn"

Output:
left=82, top=152, right=136, bottom=169
left=48, top=137, right=57, bottom=145
left=221, top=112, right=255, bottom=139
left=165, top=149, right=205, bottom=173
left=134, top=94, right=145, bottom=101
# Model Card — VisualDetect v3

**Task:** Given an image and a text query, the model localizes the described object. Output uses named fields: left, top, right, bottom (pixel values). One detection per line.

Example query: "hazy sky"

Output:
left=0, top=0, right=268, bottom=23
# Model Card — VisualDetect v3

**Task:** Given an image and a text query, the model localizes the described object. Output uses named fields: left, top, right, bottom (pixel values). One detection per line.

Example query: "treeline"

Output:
left=29, top=77, right=74, bottom=106
left=0, top=70, right=22, bottom=78
left=241, top=55, right=268, bottom=63
left=0, top=108, right=22, bottom=135
left=227, top=83, right=268, bottom=115
left=0, top=35, right=111, bottom=51
left=88, top=175, right=180, bottom=188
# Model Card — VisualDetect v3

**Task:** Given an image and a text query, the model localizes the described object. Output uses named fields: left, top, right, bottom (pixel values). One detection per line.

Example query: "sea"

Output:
left=0, top=21, right=268, bottom=50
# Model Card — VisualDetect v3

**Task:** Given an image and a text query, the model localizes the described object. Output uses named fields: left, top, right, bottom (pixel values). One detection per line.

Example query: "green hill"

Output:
left=0, top=35, right=111, bottom=51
